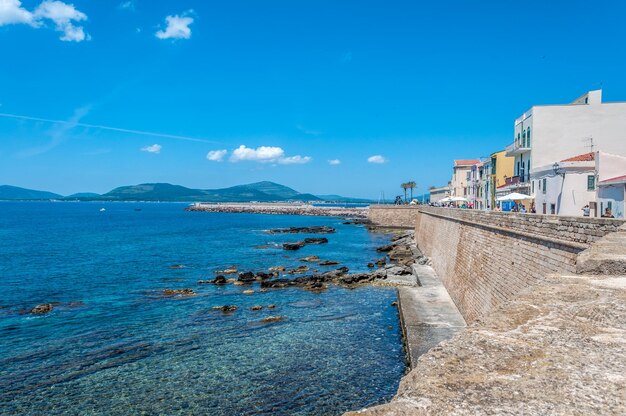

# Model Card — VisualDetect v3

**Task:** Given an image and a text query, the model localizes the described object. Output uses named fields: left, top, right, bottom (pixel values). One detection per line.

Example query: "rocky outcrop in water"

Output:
left=30, top=303, right=54, bottom=314
left=319, top=260, right=340, bottom=266
left=283, top=241, right=306, bottom=250
left=304, top=237, right=328, bottom=244
left=212, top=305, right=237, bottom=313
left=300, top=256, right=320, bottom=262
left=261, top=316, right=285, bottom=323
left=162, top=289, right=195, bottom=296
left=268, top=226, right=336, bottom=234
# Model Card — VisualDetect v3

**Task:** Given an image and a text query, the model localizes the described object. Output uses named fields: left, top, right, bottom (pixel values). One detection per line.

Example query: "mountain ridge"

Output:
left=0, top=182, right=362, bottom=202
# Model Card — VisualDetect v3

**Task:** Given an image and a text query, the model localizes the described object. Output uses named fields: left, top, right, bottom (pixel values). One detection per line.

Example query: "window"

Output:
left=532, top=181, right=535, bottom=194
left=587, top=175, right=595, bottom=191
left=538, top=180, right=541, bottom=190
left=527, top=127, right=531, bottom=146
left=526, top=160, right=531, bottom=182
left=517, top=133, right=521, bottom=146
left=550, top=204, right=556, bottom=214
left=542, top=178, right=547, bottom=194
left=542, top=203, right=547, bottom=214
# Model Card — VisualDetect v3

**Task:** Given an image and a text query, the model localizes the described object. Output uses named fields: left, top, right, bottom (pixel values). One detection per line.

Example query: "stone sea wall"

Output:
left=350, top=210, right=626, bottom=415
left=414, top=206, right=624, bottom=321
left=368, top=205, right=419, bottom=228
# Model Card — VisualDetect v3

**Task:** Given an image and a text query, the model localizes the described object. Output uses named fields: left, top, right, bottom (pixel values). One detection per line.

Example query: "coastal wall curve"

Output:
left=414, top=206, right=624, bottom=321
left=368, top=205, right=419, bottom=228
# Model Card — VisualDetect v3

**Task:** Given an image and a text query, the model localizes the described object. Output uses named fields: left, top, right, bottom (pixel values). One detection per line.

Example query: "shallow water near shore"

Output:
left=0, top=202, right=405, bottom=415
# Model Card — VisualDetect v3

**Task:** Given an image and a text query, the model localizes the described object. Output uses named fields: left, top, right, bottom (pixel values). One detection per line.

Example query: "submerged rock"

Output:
left=269, top=265, right=286, bottom=272
left=168, top=264, right=186, bottom=269
left=375, top=257, right=387, bottom=267
left=268, top=226, right=335, bottom=234
left=376, top=244, right=394, bottom=253
left=30, top=303, right=53, bottom=315
left=283, top=241, right=306, bottom=250
left=216, top=267, right=238, bottom=275
left=251, top=305, right=263, bottom=311
left=267, top=304, right=277, bottom=309
left=299, top=255, right=321, bottom=263
left=212, top=305, right=237, bottom=313
left=242, top=289, right=255, bottom=295
left=367, top=263, right=375, bottom=268
left=261, top=315, right=285, bottom=323
left=288, top=265, right=310, bottom=275
left=304, top=237, right=328, bottom=245
left=162, top=288, right=195, bottom=296
left=319, top=260, right=340, bottom=266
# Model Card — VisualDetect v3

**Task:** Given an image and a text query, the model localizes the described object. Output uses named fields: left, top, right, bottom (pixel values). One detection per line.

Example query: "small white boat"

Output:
left=99, top=208, right=106, bottom=212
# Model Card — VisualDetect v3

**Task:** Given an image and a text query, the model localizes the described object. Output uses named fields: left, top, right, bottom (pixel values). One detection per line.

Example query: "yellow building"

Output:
left=488, top=150, right=515, bottom=207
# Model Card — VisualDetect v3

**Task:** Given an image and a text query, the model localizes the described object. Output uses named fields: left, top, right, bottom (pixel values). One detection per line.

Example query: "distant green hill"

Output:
left=0, top=185, right=62, bottom=200
left=95, top=182, right=323, bottom=202
left=64, top=192, right=101, bottom=199
left=0, top=182, right=365, bottom=203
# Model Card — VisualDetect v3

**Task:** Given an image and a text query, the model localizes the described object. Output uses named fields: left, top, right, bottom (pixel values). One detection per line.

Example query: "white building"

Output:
left=429, top=185, right=450, bottom=204
left=505, top=89, right=626, bottom=197
left=533, top=151, right=626, bottom=218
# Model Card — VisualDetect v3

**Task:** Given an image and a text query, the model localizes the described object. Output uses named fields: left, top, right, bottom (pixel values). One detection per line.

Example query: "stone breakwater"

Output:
left=185, top=203, right=369, bottom=218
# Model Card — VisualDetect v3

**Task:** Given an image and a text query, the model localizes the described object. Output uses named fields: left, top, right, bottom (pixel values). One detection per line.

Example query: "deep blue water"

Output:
left=0, top=202, right=405, bottom=415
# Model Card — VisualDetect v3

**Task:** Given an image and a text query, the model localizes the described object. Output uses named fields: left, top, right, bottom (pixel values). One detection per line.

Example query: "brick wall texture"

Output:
left=368, top=205, right=419, bottom=228
left=413, top=206, right=624, bottom=322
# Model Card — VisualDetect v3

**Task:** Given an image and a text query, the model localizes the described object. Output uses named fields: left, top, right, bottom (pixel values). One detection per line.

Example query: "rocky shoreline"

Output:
left=185, top=203, right=369, bottom=218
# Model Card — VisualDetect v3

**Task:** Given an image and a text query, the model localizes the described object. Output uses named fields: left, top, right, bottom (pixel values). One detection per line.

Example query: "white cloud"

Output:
left=278, top=155, right=312, bottom=165
left=141, top=144, right=161, bottom=154
left=367, top=155, right=387, bottom=164
left=230, top=145, right=284, bottom=163
left=0, top=0, right=35, bottom=26
left=206, top=149, right=227, bottom=162
left=0, top=0, right=89, bottom=41
left=34, top=1, right=88, bottom=41
left=118, top=1, right=135, bottom=11
left=328, top=159, right=341, bottom=165
left=156, top=12, right=193, bottom=40
left=228, top=145, right=311, bottom=165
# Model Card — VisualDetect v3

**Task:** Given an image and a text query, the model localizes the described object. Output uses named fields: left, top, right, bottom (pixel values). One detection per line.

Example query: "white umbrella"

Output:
left=450, top=196, right=469, bottom=202
left=439, top=197, right=452, bottom=203
left=497, top=192, right=534, bottom=202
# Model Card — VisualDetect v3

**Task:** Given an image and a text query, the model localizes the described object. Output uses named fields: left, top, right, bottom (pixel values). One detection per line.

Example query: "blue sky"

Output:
left=1, top=0, right=626, bottom=198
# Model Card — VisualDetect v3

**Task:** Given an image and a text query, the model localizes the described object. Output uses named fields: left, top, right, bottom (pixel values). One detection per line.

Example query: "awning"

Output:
left=496, top=192, right=534, bottom=202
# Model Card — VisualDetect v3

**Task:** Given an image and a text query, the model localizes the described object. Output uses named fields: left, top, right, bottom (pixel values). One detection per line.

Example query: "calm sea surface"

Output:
left=0, top=202, right=405, bottom=415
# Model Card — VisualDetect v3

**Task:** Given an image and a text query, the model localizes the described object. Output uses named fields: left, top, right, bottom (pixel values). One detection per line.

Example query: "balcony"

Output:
left=505, top=142, right=531, bottom=157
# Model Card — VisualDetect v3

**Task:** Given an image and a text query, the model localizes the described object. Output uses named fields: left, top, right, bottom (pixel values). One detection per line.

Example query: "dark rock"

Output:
left=255, top=272, right=273, bottom=280
left=30, top=303, right=53, bottom=314
left=283, top=241, right=306, bottom=250
left=375, top=257, right=387, bottom=266
left=212, top=305, right=237, bottom=313
left=376, top=244, right=394, bottom=252
left=251, top=305, right=263, bottom=311
left=238, top=271, right=256, bottom=282
left=269, top=266, right=286, bottom=272
left=304, top=237, right=328, bottom=245
left=367, top=263, right=375, bottom=268
left=212, top=275, right=227, bottom=284
left=261, top=279, right=294, bottom=288
left=168, top=264, right=185, bottom=269
left=391, top=301, right=398, bottom=307
left=268, top=226, right=335, bottom=234
left=319, top=260, right=340, bottom=266
left=267, top=304, right=277, bottom=309
left=162, top=288, right=195, bottom=296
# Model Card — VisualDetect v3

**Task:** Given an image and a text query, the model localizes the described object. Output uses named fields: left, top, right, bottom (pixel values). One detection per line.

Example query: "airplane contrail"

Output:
left=0, top=112, right=222, bottom=144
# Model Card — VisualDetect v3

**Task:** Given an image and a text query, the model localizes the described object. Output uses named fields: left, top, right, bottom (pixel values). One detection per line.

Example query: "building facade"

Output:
left=450, top=159, right=479, bottom=198
left=429, top=185, right=450, bottom=204
left=506, top=89, right=626, bottom=198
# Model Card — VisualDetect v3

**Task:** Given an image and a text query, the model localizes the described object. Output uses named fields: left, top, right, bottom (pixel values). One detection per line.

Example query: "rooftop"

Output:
left=454, top=159, right=480, bottom=167
left=560, top=152, right=595, bottom=162
left=600, top=174, right=626, bottom=185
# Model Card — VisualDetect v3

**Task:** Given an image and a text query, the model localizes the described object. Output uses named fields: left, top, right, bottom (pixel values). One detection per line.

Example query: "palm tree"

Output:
left=406, top=181, right=417, bottom=201
left=400, top=183, right=408, bottom=203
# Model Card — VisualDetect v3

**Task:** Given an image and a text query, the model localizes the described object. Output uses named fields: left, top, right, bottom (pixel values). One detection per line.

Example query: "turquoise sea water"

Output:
left=0, top=202, right=405, bottom=415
